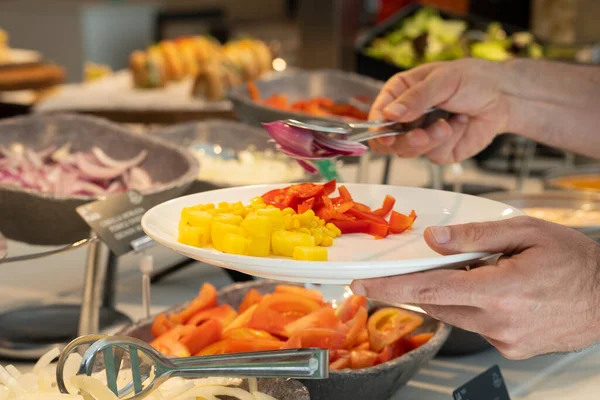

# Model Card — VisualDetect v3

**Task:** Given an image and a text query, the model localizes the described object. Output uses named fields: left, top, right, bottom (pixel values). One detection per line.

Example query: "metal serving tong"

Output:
left=56, top=335, right=328, bottom=400
left=282, top=108, right=448, bottom=161
left=285, top=107, right=438, bottom=135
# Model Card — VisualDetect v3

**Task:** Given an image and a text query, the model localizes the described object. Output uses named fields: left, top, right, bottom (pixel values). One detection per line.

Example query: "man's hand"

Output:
left=351, top=216, right=600, bottom=359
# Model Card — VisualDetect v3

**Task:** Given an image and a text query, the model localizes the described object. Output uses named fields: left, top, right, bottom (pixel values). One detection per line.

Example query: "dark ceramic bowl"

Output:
left=150, top=120, right=308, bottom=194
left=0, top=113, right=199, bottom=245
left=119, top=280, right=450, bottom=400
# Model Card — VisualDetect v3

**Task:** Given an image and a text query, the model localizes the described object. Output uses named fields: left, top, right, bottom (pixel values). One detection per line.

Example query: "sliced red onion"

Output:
left=1, top=141, right=155, bottom=197
left=312, top=132, right=368, bottom=156
left=262, top=121, right=315, bottom=157
left=76, top=153, right=128, bottom=181
left=127, top=167, right=153, bottom=191
left=296, top=159, right=318, bottom=174
left=91, top=147, right=147, bottom=169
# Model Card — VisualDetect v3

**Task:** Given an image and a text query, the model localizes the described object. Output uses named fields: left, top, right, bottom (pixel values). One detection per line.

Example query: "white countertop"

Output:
left=3, top=157, right=597, bottom=399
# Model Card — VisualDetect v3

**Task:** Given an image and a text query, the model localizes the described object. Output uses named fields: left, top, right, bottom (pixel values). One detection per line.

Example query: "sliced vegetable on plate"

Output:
left=177, top=180, right=417, bottom=261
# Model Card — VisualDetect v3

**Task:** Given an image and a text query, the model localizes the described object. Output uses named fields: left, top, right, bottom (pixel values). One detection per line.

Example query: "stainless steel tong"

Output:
left=57, top=335, right=328, bottom=400
left=282, top=108, right=448, bottom=161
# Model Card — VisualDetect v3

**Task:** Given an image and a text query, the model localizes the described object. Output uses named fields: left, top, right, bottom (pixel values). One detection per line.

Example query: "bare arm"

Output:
left=369, top=58, right=600, bottom=163
left=503, top=59, right=600, bottom=158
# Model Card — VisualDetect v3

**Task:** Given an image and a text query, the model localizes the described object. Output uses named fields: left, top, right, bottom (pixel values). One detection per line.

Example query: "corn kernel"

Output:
left=317, top=219, right=325, bottom=227
left=282, top=207, right=296, bottom=216
left=222, top=233, right=250, bottom=255
left=218, top=202, right=230, bottom=210
left=326, top=223, right=342, bottom=237
left=321, top=236, right=334, bottom=247
left=296, top=210, right=315, bottom=227
left=292, top=219, right=300, bottom=229
left=298, top=227, right=311, bottom=235
left=313, top=231, right=324, bottom=246
left=293, top=246, right=328, bottom=261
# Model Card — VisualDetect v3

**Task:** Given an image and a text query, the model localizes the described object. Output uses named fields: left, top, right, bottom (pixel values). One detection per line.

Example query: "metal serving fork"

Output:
left=56, top=335, right=328, bottom=400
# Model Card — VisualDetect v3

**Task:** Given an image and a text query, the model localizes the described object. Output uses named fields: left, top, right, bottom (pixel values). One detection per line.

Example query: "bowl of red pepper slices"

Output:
left=119, top=280, right=450, bottom=400
left=261, top=179, right=417, bottom=238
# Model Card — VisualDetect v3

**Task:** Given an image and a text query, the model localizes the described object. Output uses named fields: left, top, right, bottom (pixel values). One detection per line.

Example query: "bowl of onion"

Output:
left=119, top=280, right=450, bottom=400
left=0, top=113, right=198, bottom=245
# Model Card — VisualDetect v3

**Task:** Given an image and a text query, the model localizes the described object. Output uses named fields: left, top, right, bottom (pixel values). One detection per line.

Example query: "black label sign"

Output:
left=453, top=365, right=511, bottom=400
left=76, top=191, right=153, bottom=256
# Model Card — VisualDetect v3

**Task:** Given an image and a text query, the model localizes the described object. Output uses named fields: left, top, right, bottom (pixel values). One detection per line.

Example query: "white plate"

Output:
left=142, top=184, right=523, bottom=284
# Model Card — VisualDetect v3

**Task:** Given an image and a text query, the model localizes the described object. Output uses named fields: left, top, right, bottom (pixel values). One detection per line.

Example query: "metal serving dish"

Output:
left=229, top=68, right=383, bottom=127
left=119, top=280, right=451, bottom=400
left=150, top=120, right=308, bottom=194
left=483, top=190, right=600, bottom=240
left=544, top=164, right=600, bottom=193
left=0, top=113, right=199, bottom=245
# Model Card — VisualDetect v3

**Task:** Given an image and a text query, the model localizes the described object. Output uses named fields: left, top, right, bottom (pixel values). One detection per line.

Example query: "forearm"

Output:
left=501, top=59, right=600, bottom=159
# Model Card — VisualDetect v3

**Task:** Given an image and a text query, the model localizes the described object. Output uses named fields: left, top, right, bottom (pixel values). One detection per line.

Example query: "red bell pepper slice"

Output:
left=331, top=220, right=369, bottom=234
left=222, top=328, right=279, bottom=342
left=225, top=304, right=258, bottom=332
left=323, top=179, right=337, bottom=196
left=346, top=207, right=389, bottom=225
left=197, top=338, right=283, bottom=356
left=350, top=349, right=378, bottom=369
left=404, top=332, right=434, bottom=351
left=179, top=319, right=222, bottom=355
left=170, top=283, right=218, bottom=324
left=341, top=306, right=368, bottom=349
left=389, top=210, right=417, bottom=234
left=261, top=188, right=298, bottom=209
left=297, top=198, right=315, bottom=214
left=330, top=354, right=351, bottom=370
left=373, top=195, right=396, bottom=217
left=285, top=307, right=343, bottom=337
left=286, top=328, right=346, bottom=350
left=353, top=342, right=371, bottom=351
left=238, top=289, right=263, bottom=314
left=338, top=185, right=353, bottom=202
left=316, top=198, right=354, bottom=222
left=367, top=222, right=389, bottom=238
left=367, top=308, right=424, bottom=352
left=336, top=295, right=367, bottom=323
left=274, top=285, right=324, bottom=303
left=353, top=202, right=372, bottom=213
left=287, top=183, right=325, bottom=199
left=151, top=313, right=175, bottom=337
left=186, top=304, right=238, bottom=328
left=248, top=293, right=323, bottom=337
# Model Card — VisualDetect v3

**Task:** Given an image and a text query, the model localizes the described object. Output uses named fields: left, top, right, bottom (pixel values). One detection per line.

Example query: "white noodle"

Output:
left=70, top=376, right=119, bottom=400
left=5, top=365, right=21, bottom=379
left=0, top=365, right=23, bottom=393
left=33, top=348, right=60, bottom=374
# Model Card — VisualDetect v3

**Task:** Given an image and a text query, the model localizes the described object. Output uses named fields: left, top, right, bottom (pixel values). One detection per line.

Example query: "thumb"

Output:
left=424, top=216, right=540, bottom=256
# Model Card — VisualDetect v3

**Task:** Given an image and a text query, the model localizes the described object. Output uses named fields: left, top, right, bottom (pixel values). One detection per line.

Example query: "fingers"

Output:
left=351, top=268, right=485, bottom=306
left=425, top=114, right=470, bottom=164
left=381, top=68, right=461, bottom=123
left=368, top=118, right=454, bottom=158
left=420, top=305, right=485, bottom=334
left=424, top=216, right=542, bottom=256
